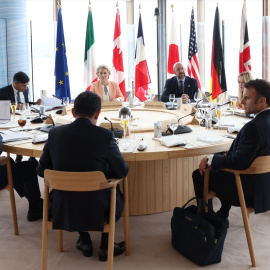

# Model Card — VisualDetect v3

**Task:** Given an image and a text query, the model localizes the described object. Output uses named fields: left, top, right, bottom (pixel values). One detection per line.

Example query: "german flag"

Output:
left=210, top=6, right=227, bottom=100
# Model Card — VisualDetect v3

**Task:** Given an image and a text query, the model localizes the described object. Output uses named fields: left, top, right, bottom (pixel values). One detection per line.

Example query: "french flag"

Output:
left=135, top=12, right=151, bottom=102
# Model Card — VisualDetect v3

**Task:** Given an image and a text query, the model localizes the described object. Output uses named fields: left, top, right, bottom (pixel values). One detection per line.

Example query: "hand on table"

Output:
left=181, top=94, right=189, bottom=104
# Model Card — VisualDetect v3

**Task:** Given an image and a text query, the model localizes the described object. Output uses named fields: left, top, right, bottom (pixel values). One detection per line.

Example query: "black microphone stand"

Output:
left=104, top=117, right=123, bottom=138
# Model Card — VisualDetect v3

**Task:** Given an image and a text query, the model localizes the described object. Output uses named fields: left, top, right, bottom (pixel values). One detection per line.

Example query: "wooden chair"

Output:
left=42, top=170, right=130, bottom=270
left=203, top=156, right=270, bottom=267
left=0, top=153, right=19, bottom=235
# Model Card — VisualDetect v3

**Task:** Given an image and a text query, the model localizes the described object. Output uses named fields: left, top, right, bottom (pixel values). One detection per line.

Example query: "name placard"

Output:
left=144, top=101, right=166, bottom=109
left=61, top=104, right=74, bottom=116
left=102, top=101, right=123, bottom=108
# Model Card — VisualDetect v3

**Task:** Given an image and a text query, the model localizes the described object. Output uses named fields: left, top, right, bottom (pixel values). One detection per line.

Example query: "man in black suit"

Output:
left=193, top=79, right=270, bottom=220
left=0, top=135, right=43, bottom=221
left=0, top=71, right=41, bottom=163
left=0, top=71, right=41, bottom=105
left=37, top=91, right=129, bottom=261
left=161, top=62, right=199, bottom=103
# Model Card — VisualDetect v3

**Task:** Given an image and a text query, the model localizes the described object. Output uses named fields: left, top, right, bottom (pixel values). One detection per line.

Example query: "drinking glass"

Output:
left=170, top=118, right=178, bottom=136
left=10, top=102, right=17, bottom=121
left=216, top=109, right=222, bottom=129
left=144, top=90, right=150, bottom=101
left=205, top=110, right=212, bottom=131
left=120, top=115, right=130, bottom=149
left=195, top=109, right=205, bottom=129
left=18, top=114, right=27, bottom=132
left=129, top=117, right=139, bottom=140
left=230, top=98, right=237, bottom=117
left=169, top=94, right=175, bottom=109
left=148, top=89, right=155, bottom=101
left=63, top=97, right=69, bottom=106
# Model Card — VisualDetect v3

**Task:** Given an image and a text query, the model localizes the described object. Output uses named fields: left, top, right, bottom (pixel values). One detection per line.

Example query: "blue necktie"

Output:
left=178, top=81, right=184, bottom=96
left=17, top=91, right=21, bottom=103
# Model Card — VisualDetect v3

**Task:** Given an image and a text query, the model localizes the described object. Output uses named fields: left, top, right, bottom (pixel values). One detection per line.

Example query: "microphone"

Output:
left=166, top=112, right=195, bottom=135
left=178, top=111, right=195, bottom=123
left=196, top=93, right=212, bottom=106
left=104, top=117, right=123, bottom=138
left=39, top=112, right=55, bottom=133
left=104, top=117, right=114, bottom=131
left=52, top=94, right=62, bottom=100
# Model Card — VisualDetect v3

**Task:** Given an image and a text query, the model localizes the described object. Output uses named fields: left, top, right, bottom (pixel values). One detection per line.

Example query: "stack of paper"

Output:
left=160, top=135, right=186, bottom=147
left=1, top=131, right=32, bottom=142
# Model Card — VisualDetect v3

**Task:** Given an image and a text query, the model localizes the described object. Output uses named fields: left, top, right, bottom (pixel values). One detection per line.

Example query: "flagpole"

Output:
left=154, top=6, right=160, bottom=100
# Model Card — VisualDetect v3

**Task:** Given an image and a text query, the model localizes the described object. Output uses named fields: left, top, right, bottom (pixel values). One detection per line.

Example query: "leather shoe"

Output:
left=27, top=210, right=43, bottom=222
left=76, top=237, right=93, bottom=257
left=15, top=155, right=23, bottom=163
left=98, top=241, right=125, bottom=262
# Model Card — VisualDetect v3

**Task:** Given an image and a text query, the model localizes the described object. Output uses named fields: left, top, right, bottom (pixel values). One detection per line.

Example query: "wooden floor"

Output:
left=0, top=180, right=270, bottom=270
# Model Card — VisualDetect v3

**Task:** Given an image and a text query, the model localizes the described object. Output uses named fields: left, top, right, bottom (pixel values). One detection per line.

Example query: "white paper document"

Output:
left=1, top=130, right=32, bottom=143
left=41, top=95, right=62, bottom=107
left=0, top=101, right=11, bottom=120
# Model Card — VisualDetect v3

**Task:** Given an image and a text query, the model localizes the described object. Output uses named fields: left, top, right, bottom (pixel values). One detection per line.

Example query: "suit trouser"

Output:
left=0, top=158, right=41, bottom=202
left=192, top=169, right=254, bottom=217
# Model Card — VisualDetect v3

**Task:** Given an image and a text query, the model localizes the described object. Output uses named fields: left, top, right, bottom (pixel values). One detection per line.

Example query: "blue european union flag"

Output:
left=55, top=8, right=71, bottom=101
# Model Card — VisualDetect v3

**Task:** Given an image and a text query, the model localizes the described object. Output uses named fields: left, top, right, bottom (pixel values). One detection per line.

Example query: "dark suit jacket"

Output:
left=0, top=84, right=29, bottom=103
left=212, top=109, right=270, bottom=214
left=37, top=118, right=129, bottom=232
left=161, top=76, right=199, bottom=102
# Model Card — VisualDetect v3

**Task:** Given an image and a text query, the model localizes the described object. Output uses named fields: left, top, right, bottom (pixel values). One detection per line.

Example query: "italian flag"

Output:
left=84, top=6, right=98, bottom=91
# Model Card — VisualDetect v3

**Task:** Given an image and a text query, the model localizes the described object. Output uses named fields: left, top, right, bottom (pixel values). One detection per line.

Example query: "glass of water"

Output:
left=170, top=118, right=178, bottom=135
left=169, top=94, right=175, bottom=109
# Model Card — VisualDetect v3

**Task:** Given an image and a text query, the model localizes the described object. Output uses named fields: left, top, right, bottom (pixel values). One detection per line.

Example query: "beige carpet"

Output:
left=0, top=177, right=270, bottom=270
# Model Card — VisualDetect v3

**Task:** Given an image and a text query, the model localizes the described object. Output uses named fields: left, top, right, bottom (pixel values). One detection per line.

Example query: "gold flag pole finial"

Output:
left=116, top=0, right=119, bottom=12
left=88, top=0, right=91, bottom=11
left=171, top=4, right=174, bottom=12
left=139, top=3, right=141, bottom=14
left=57, top=0, right=61, bottom=9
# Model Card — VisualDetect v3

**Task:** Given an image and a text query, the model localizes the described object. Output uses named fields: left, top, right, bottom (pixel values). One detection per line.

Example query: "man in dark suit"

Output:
left=37, top=91, right=129, bottom=261
left=161, top=62, right=199, bottom=103
left=0, top=71, right=41, bottom=105
left=0, top=71, right=41, bottom=163
left=0, top=135, right=43, bottom=221
left=193, top=79, right=270, bottom=220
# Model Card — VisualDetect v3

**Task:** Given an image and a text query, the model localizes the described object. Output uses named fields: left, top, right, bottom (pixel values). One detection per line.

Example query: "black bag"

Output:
left=171, top=197, right=228, bottom=266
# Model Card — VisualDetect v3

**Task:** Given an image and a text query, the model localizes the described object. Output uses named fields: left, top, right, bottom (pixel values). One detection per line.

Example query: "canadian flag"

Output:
left=239, top=1, right=252, bottom=73
left=167, top=9, right=180, bottom=74
left=112, top=10, right=126, bottom=101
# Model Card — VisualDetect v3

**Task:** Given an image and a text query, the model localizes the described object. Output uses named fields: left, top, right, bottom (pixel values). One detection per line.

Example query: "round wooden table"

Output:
left=1, top=107, right=233, bottom=215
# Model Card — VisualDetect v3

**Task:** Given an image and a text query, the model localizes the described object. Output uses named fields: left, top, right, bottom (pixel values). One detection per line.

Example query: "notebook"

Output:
left=0, top=100, right=11, bottom=123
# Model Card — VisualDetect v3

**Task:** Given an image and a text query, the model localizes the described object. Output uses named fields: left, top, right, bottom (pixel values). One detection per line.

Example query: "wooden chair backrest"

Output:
left=0, top=156, right=7, bottom=165
left=223, top=156, right=270, bottom=175
left=44, top=170, right=113, bottom=192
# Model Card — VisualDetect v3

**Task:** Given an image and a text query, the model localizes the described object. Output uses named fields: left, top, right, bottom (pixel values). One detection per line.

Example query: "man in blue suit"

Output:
left=0, top=71, right=41, bottom=163
left=161, top=62, right=199, bottom=103
left=37, top=91, right=128, bottom=261
left=0, top=135, right=42, bottom=221
left=0, top=71, right=41, bottom=105
left=193, top=79, right=270, bottom=220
